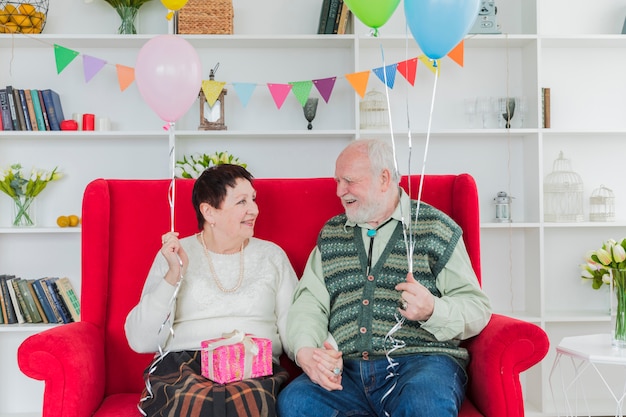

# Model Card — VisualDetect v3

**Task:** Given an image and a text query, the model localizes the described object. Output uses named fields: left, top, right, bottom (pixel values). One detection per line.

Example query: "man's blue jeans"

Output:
left=277, top=354, right=466, bottom=417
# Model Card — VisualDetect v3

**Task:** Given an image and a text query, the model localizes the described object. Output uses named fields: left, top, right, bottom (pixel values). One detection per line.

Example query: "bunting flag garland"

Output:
left=267, top=83, right=292, bottom=109
left=83, top=55, right=107, bottom=83
left=313, top=77, right=336, bottom=103
left=397, top=58, right=418, bottom=86
left=373, top=63, right=398, bottom=89
left=116, top=65, right=135, bottom=92
left=201, top=79, right=226, bottom=106
left=232, top=82, right=256, bottom=108
left=289, top=81, right=314, bottom=107
left=447, top=40, right=464, bottom=67
left=40, top=33, right=465, bottom=110
left=53, top=44, right=80, bottom=74
left=345, top=71, right=371, bottom=99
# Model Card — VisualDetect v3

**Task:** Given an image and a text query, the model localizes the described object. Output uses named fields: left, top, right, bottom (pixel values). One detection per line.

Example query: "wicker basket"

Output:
left=0, top=0, right=48, bottom=34
left=177, top=0, right=233, bottom=35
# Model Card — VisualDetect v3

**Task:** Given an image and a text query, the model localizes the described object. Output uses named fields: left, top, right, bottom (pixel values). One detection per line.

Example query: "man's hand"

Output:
left=296, top=341, right=343, bottom=391
left=395, top=272, right=434, bottom=321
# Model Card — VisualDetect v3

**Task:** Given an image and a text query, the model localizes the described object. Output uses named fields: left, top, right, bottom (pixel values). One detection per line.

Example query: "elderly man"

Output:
left=277, top=138, right=491, bottom=417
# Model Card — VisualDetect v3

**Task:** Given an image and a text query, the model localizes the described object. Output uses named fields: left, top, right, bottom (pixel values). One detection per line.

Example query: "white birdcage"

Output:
left=359, top=90, right=388, bottom=130
left=589, top=185, right=615, bottom=222
left=543, top=151, right=584, bottom=222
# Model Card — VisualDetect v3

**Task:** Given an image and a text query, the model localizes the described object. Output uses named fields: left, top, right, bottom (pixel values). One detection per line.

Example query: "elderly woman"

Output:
left=125, top=164, right=298, bottom=417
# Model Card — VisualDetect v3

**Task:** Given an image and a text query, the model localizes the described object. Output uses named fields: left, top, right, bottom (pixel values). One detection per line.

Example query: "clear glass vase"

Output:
left=115, top=5, right=139, bottom=35
left=12, top=196, right=36, bottom=227
left=610, top=268, right=626, bottom=349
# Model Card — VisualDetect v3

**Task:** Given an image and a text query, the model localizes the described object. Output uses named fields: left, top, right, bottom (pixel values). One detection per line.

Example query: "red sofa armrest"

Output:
left=17, top=322, right=106, bottom=417
left=463, top=314, right=549, bottom=417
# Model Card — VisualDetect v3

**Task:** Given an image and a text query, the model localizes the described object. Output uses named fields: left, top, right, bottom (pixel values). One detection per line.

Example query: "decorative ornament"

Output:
left=199, top=63, right=227, bottom=130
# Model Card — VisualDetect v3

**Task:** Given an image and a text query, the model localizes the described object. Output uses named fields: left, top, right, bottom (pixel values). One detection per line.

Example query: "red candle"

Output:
left=83, top=113, right=95, bottom=131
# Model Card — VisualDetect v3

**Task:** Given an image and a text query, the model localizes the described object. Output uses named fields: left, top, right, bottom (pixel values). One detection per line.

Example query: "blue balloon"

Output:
left=404, top=0, right=480, bottom=60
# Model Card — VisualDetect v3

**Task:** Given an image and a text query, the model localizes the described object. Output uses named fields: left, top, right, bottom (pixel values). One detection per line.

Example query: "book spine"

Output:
left=19, top=89, right=33, bottom=131
left=27, top=280, right=47, bottom=323
left=18, top=279, right=43, bottom=323
left=0, top=89, right=13, bottom=131
left=24, top=89, right=38, bottom=131
left=0, top=275, right=7, bottom=324
left=12, top=88, right=26, bottom=130
left=5, top=86, right=19, bottom=130
left=45, top=278, right=72, bottom=323
left=0, top=276, right=17, bottom=324
left=337, top=4, right=350, bottom=34
left=7, top=278, right=26, bottom=324
left=542, top=87, right=551, bottom=128
left=331, top=0, right=343, bottom=34
left=317, top=0, right=331, bottom=34
left=37, top=90, right=51, bottom=130
left=32, top=279, right=58, bottom=323
left=42, top=90, right=60, bottom=131
left=56, top=277, right=80, bottom=322
left=30, top=90, right=46, bottom=131
left=13, top=279, right=34, bottom=323
left=51, top=90, right=66, bottom=122
left=325, top=0, right=341, bottom=34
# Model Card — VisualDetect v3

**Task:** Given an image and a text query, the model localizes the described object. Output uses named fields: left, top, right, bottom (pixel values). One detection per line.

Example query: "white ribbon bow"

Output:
left=204, top=330, right=259, bottom=382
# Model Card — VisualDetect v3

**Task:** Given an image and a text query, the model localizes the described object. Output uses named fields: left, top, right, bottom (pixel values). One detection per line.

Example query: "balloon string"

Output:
left=403, top=22, right=414, bottom=274
left=168, top=121, right=176, bottom=232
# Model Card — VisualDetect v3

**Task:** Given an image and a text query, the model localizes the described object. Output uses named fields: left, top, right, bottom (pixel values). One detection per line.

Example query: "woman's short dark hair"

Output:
left=191, top=164, right=254, bottom=230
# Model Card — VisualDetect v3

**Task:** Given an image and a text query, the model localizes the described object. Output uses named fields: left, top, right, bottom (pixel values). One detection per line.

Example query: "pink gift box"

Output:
left=201, top=331, right=273, bottom=384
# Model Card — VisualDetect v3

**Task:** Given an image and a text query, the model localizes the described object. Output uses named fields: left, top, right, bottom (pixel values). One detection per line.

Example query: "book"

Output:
left=37, top=89, right=51, bottom=130
left=27, top=280, right=48, bottom=324
left=336, top=3, right=350, bottom=34
left=0, top=275, right=7, bottom=324
left=331, top=0, right=343, bottom=34
left=55, top=277, right=80, bottom=322
left=44, top=277, right=73, bottom=323
left=19, top=89, right=33, bottom=130
left=542, top=87, right=551, bottom=128
left=5, top=86, right=19, bottom=130
left=0, top=89, right=13, bottom=131
left=24, top=89, right=38, bottom=131
left=11, top=278, right=33, bottom=323
left=0, top=275, right=16, bottom=324
left=12, top=88, right=26, bottom=130
left=32, top=278, right=59, bottom=323
left=51, top=89, right=66, bottom=123
left=18, top=278, right=43, bottom=323
left=41, top=89, right=62, bottom=131
left=30, top=89, right=46, bottom=131
left=317, top=0, right=331, bottom=34
left=324, top=0, right=341, bottom=34
left=6, top=277, right=26, bottom=324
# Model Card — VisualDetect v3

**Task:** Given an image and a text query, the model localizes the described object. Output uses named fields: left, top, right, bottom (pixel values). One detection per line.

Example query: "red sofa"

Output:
left=18, top=174, right=549, bottom=417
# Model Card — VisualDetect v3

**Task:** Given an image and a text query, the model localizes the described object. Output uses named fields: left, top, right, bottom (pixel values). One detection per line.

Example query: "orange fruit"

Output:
left=68, top=215, right=80, bottom=227
left=18, top=3, right=36, bottom=16
left=56, top=215, right=69, bottom=227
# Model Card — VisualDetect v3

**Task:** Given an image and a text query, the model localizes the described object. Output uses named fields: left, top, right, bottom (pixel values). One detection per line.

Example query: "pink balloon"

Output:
left=135, top=35, right=202, bottom=123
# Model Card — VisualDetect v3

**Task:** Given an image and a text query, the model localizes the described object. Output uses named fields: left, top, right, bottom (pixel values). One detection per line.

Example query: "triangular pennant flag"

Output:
left=233, top=82, right=256, bottom=108
left=372, top=64, right=398, bottom=89
left=419, top=56, right=439, bottom=74
left=54, top=44, right=80, bottom=74
left=289, top=81, right=314, bottom=107
left=345, top=71, right=370, bottom=98
left=202, top=80, right=226, bottom=106
left=397, top=57, right=418, bottom=86
left=82, top=55, right=107, bottom=83
left=447, top=40, right=464, bottom=67
left=115, top=64, right=135, bottom=92
left=267, top=83, right=292, bottom=109
left=313, top=77, right=336, bottom=103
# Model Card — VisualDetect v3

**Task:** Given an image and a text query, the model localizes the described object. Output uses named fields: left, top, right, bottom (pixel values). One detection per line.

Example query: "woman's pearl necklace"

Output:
left=199, top=231, right=245, bottom=293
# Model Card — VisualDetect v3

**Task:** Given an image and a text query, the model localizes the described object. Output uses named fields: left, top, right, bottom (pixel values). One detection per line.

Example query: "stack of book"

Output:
left=0, top=275, right=80, bottom=325
left=0, top=87, right=66, bottom=132
left=317, top=0, right=351, bottom=34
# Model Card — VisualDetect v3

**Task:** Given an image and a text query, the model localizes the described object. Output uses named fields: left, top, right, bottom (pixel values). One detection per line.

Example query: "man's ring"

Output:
left=398, top=297, right=408, bottom=310
left=333, top=367, right=342, bottom=376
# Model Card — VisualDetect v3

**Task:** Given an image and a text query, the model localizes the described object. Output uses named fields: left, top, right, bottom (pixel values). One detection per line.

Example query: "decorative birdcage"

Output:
left=543, top=151, right=584, bottom=222
left=359, top=89, right=388, bottom=130
left=589, top=185, right=615, bottom=222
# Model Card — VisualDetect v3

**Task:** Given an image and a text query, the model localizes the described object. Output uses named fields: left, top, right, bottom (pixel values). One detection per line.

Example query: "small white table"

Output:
left=550, top=333, right=626, bottom=417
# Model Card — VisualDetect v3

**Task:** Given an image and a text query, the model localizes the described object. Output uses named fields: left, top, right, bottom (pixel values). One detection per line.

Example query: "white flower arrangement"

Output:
left=175, top=152, right=247, bottom=179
